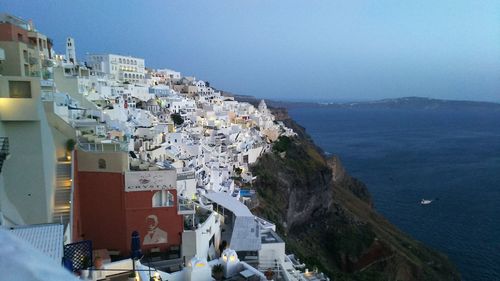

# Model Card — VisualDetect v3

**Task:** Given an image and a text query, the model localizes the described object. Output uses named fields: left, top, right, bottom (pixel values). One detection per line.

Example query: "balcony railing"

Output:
left=178, top=197, right=195, bottom=215
left=40, top=79, right=54, bottom=87
left=183, top=207, right=214, bottom=231
left=78, top=142, right=128, bottom=152
left=0, top=137, right=10, bottom=173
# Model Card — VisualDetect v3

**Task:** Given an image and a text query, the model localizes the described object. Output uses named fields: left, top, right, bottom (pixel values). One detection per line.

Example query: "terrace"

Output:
left=183, top=204, right=213, bottom=230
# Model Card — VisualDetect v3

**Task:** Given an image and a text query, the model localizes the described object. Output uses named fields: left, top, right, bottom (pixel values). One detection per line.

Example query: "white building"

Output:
left=87, top=53, right=146, bottom=83
left=157, top=68, right=181, bottom=80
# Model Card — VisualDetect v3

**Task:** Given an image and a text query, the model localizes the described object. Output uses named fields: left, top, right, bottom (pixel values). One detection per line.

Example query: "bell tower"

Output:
left=66, top=37, right=76, bottom=64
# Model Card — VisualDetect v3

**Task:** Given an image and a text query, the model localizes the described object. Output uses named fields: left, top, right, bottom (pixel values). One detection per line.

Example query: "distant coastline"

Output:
left=231, top=94, right=500, bottom=111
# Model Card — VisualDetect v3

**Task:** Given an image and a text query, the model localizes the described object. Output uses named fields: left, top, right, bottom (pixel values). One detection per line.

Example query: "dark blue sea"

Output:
left=288, top=107, right=500, bottom=281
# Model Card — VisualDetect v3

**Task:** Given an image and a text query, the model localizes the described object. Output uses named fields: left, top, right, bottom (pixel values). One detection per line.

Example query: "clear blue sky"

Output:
left=2, top=0, right=499, bottom=102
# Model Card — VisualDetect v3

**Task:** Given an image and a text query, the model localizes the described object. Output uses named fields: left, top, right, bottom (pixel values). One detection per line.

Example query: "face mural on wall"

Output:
left=143, top=214, right=168, bottom=245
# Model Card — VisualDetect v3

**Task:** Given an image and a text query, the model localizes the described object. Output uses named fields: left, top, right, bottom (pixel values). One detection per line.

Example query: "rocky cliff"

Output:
left=250, top=107, right=460, bottom=281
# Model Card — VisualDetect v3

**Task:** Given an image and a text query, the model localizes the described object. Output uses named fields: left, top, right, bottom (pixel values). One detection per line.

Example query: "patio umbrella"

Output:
left=131, top=231, right=142, bottom=277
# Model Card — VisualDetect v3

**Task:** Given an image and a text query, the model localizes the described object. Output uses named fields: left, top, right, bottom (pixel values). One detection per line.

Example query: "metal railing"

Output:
left=78, top=142, right=127, bottom=152
left=178, top=197, right=195, bottom=215
left=0, top=137, right=9, bottom=173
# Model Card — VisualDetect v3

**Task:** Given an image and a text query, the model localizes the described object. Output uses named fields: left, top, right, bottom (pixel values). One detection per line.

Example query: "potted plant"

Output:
left=80, top=255, right=91, bottom=279
left=212, top=264, right=224, bottom=280
left=128, top=271, right=137, bottom=281
left=94, top=256, right=104, bottom=269
left=265, top=268, right=274, bottom=280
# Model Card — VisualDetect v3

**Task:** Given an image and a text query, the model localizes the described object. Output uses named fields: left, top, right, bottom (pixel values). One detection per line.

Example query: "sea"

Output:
left=288, top=106, right=500, bottom=281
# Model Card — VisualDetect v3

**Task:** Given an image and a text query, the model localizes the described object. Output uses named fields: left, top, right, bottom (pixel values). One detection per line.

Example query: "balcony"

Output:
left=183, top=205, right=213, bottom=231
left=178, top=197, right=195, bottom=215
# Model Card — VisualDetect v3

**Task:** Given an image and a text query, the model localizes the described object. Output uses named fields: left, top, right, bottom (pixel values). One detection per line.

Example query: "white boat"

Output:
left=420, top=199, right=432, bottom=205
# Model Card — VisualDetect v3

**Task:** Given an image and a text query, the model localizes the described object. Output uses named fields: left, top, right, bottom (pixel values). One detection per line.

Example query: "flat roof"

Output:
left=7, top=223, right=64, bottom=262
left=0, top=227, right=78, bottom=281
left=231, top=216, right=261, bottom=251
left=203, top=192, right=253, bottom=217
left=203, top=192, right=261, bottom=251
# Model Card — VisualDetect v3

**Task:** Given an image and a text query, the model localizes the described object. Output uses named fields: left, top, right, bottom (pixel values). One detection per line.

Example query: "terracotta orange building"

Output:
left=72, top=150, right=184, bottom=256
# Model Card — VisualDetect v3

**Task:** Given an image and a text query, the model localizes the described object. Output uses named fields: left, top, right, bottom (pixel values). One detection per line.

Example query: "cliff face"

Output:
left=250, top=108, right=460, bottom=281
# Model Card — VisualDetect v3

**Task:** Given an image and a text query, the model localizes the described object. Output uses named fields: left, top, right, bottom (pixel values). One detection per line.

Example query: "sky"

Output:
left=2, top=0, right=499, bottom=102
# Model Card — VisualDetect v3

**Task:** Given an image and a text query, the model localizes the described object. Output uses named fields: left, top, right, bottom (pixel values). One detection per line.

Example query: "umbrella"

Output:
left=130, top=231, right=142, bottom=277
left=131, top=231, right=142, bottom=260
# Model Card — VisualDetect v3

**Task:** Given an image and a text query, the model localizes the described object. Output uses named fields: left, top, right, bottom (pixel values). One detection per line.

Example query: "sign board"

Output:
left=125, top=170, right=176, bottom=192
left=177, top=171, right=195, bottom=181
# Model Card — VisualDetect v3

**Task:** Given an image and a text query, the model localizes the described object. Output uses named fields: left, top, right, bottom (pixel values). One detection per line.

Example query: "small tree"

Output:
left=234, top=167, right=243, bottom=175
left=171, top=113, right=184, bottom=126
left=66, top=139, right=76, bottom=152
left=272, top=136, right=291, bottom=153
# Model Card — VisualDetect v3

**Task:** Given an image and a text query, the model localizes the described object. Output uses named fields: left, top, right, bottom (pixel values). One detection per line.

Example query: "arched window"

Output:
left=152, top=190, right=174, bottom=207
left=98, top=158, right=106, bottom=169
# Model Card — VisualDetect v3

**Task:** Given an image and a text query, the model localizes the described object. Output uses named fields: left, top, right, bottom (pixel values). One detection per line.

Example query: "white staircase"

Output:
left=53, top=158, right=72, bottom=226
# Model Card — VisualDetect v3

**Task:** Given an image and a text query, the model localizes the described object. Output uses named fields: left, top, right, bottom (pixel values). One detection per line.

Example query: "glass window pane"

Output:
left=9, top=81, right=32, bottom=98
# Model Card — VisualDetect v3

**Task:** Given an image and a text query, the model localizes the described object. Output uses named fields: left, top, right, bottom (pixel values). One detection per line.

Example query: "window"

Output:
left=98, top=159, right=106, bottom=169
left=17, top=33, right=23, bottom=42
left=152, top=190, right=174, bottom=207
left=9, top=81, right=32, bottom=98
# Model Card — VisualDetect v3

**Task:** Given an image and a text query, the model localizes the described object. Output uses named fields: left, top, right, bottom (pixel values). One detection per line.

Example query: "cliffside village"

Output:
left=0, top=14, right=329, bottom=281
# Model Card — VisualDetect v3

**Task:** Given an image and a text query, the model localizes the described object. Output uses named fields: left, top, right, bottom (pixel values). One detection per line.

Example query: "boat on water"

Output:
left=420, top=199, right=432, bottom=205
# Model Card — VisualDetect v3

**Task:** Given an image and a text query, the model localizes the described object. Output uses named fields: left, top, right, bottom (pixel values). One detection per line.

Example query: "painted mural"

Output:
left=143, top=214, right=168, bottom=245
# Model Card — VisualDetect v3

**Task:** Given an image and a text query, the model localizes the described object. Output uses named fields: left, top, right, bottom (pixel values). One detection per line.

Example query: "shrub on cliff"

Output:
left=272, top=135, right=292, bottom=153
